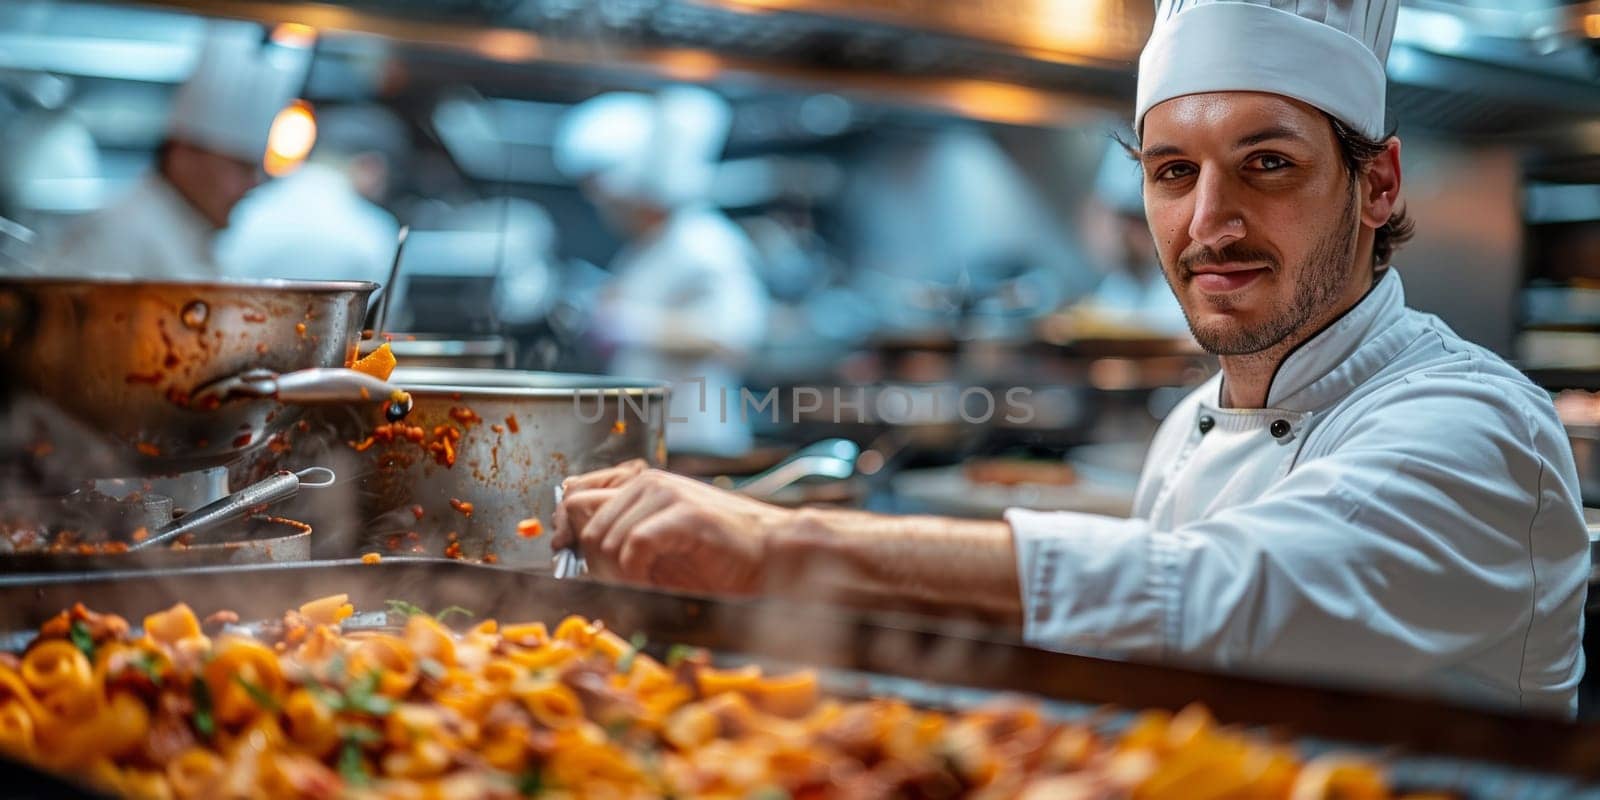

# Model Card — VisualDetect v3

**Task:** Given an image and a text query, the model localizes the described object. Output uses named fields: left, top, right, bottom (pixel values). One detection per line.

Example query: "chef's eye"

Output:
left=1153, top=162, right=1196, bottom=182
left=1249, top=154, right=1292, bottom=171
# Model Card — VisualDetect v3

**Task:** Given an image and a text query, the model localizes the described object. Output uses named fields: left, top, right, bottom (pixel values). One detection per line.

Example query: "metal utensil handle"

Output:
left=376, top=225, right=409, bottom=336
left=551, top=482, right=587, bottom=579
left=130, top=469, right=310, bottom=551
left=732, top=438, right=860, bottom=499
left=191, top=368, right=409, bottom=410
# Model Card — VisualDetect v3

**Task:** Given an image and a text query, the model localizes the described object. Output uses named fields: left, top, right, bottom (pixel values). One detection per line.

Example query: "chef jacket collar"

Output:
left=1212, top=268, right=1413, bottom=413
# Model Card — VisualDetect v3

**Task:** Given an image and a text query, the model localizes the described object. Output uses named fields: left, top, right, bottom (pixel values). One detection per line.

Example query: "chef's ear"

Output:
left=1360, top=138, right=1402, bottom=231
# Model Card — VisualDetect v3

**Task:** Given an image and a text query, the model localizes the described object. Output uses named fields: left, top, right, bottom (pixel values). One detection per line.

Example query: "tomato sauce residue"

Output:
left=611, top=420, right=627, bottom=435
left=450, top=498, right=474, bottom=517
left=261, top=516, right=313, bottom=535
left=361, top=552, right=382, bottom=565
left=505, top=415, right=520, bottom=433
left=243, top=311, right=269, bottom=323
left=295, top=322, right=307, bottom=337
left=516, top=518, right=544, bottom=539
left=444, top=541, right=463, bottom=560
left=448, top=406, right=482, bottom=426
left=482, top=553, right=499, bottom=564
left=232, top=433, right=253, bottom=448
left=136, top=442, right=162, bottom=457
left=411, top=505, right=425, bottom=520
left=125, top=372, right=163, bottom=385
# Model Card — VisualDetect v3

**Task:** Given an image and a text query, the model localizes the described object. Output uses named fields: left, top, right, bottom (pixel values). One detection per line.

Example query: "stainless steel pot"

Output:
left=302, top=368, right=668, bottom=568
left=0, top=515, right=310, bottom=573
left=358, top=335, right=514, bottom=370
left=0, top=277, right=394, bottom=476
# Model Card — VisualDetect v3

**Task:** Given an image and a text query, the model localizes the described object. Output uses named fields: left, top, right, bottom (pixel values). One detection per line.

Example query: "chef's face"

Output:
left=1138, top=92, right=1375, bottom=356
left=164, top=140, right=264, bottom=228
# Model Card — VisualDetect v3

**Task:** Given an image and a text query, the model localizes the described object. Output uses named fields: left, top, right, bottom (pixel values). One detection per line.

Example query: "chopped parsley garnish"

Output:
left=665, top=644, right=697, bottom=667
left=384, top=599, right=427, bottom=620
left=341, top=670, right=395, bottom=716
left=434, top=605, right=474, bottom=624
left=516, top=767, right=544, bottom=797
left=384, top=599, right=474, bottom=625
left=190, top=679, right=215, bottom=738
left=617, top=632, right=648, bottom=674
left=338, top=739, right=369, bottom=786
left=130, top=651, right=163, bottom=686
left=68, top=620, right=96, bottom=662
left=233, top=675, right=280, bottom=712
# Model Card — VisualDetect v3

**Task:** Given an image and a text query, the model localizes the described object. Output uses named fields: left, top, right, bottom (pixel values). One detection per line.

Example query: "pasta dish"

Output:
left=0, top=596, right=1443, bottom=799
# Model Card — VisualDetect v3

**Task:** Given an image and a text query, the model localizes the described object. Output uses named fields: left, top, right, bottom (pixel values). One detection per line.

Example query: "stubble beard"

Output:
left=1170, top=184, right=1361, bottom=357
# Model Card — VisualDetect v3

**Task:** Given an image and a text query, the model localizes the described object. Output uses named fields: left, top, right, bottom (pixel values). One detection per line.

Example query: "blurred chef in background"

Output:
left=41, top=23, right=308, bottom=279
left=554, top=85, right=769, bottom=457
left=1072, top=136, right=1190, bottom=337
left=219, top=104, right=408, bottom=285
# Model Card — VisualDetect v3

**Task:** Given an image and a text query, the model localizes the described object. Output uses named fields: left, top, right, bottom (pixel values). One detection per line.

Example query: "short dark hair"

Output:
left=1326, top=115, right=1414, bottom=269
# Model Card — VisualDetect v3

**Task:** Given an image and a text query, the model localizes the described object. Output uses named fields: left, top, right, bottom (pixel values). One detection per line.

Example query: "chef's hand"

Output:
left=553, top=460, right=793, bottom=594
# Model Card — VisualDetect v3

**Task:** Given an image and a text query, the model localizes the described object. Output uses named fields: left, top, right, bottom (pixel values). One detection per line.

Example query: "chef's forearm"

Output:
left=764, top=508, right=1023, bottom=624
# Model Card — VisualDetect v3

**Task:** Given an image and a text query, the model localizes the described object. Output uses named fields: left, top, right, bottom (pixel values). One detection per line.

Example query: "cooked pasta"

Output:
left=0, top=599, right=1445, bottom=800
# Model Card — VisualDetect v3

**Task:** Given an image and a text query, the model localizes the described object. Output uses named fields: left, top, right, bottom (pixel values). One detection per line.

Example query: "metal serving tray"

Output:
left=0, top=559, right=1596, bottom=799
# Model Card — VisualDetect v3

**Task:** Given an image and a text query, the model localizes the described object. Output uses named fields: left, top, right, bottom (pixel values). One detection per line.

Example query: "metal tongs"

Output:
left=551, top=439, right=860, bottom=580
left=128, top=467, right=335, bottom=551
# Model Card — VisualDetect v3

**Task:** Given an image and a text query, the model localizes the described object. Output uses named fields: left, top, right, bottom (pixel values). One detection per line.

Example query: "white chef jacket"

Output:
left=217, top=163, right=398, bottom=286
left=1010, top=269, right=1589, bottom=716
left=601, top=205, right=768, bottom=457
left=40, top=174, right=220, bottom=279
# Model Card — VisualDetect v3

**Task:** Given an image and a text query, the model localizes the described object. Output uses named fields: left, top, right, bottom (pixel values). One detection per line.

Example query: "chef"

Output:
left=40, top=23, right=307, bottom=279
left=219, top=104, right=408, bottom=286
left=554, top=86, right=769, bottom=457
left=555, top=0, right=1589, bottom=717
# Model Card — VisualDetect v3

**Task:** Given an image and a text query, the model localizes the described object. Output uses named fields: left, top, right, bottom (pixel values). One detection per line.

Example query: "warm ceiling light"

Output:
left=656, top=50, right=723, bottom=82
left=271, top=22, right=318, bottom=48
left=1586, top=13, right=1600, bottom=39
left=264, top=100, right=317, bottom=177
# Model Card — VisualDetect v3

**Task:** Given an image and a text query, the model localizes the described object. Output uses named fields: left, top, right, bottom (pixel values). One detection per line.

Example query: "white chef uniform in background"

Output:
left=555, top=87, right=769, bottom=457
left=1010, top=0, right=1589, bottom=716
left=219, top=105, right=407, bottom=286
left=42, top=22, right=308, bottom=279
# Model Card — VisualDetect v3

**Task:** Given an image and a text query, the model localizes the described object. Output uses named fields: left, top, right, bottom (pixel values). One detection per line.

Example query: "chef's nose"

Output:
left=1187, top=167, right=1246, bottom=251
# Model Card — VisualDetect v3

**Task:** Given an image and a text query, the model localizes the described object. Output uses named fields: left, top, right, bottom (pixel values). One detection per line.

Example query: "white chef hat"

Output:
left=552, top=91, right=655, bottom=191
left=168, top=21, right=311, bottom=164
left=554, top=85, right=731, bottom=208
left=1135, top=0, right=1400, bottom=140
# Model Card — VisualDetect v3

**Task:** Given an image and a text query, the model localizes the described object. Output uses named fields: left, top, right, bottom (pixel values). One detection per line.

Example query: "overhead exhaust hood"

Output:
left=15, top=0, right=1600, bottom=136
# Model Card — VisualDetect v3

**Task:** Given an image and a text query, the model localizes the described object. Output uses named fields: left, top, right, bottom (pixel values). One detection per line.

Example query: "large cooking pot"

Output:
left=358, top=334, right=514, bottom=370
left=0, top=277, right=396, bottom=477
left=286, top=368, right=668, bottom=568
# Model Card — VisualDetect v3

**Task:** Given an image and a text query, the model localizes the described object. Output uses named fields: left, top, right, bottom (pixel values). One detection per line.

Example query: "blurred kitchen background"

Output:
left=7, top=0, right=1600, bottom=515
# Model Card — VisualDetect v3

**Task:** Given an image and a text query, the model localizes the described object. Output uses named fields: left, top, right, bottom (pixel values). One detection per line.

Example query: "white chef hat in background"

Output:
left=639, top=85, right=732, bottom=208
left=552, top=91, right=655, bottom=193
left=1135, top=0, right=1401, bottom=140
left=553, top=85, right=732, bottom=208
left=168, top=21, right=312, bottom=164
